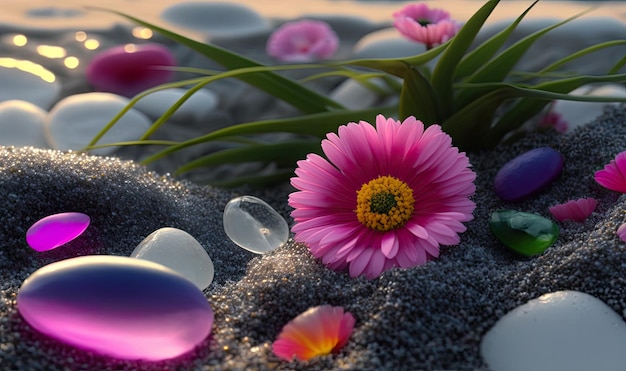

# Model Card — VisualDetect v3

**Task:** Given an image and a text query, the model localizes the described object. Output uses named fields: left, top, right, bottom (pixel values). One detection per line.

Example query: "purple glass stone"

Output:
left=26, top=212, right=90, bottom=252
left=86, top=43, right=176, bottom=97
left=17, top=255, right=213, bottom=361
left=494, top=147, right=564, bottom=202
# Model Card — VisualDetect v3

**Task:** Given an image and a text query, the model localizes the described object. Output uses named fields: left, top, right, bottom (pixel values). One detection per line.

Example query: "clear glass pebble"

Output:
left=223, top=195, right=289, bottom=254
left=131, top=227, right=214, bottom=290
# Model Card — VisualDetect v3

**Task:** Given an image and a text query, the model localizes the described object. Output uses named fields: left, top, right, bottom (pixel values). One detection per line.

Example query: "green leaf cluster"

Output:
left=85, top=1, right=626, bottom=186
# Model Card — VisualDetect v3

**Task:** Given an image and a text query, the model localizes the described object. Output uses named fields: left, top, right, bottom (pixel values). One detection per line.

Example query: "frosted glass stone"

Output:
left=131, top=227, right=214, bottom=290
left=26, top=212, right=90, bottom=252
left=481, top=290, right=626, bottom=371
left=17, top=255, right=213, bottom=361
left=223, top=195, right=288, bottom=254
left=489, top=209, right=559, bottom=257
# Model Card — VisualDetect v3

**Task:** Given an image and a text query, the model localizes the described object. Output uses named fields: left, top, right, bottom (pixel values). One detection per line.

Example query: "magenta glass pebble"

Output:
left=86, top=43, right=176, bottom=97
left=26, top=212, right=90, bottom=252
left=494, top=147, right=564, bottom=202
left=17, top=255, right=213, bottom=361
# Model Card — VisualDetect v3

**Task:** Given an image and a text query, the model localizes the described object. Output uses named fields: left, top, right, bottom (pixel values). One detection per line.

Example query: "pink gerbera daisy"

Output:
left=549, top=198, right=597, bottom=222
left=393, top=3, right=461, bottom=49
left=266, top=20, right=339, bottom=62
left=288, top=114, right=476, bottom=279
left=595, top=151, right=626, bottom=193
left=273, top=305, right=355, bottom=361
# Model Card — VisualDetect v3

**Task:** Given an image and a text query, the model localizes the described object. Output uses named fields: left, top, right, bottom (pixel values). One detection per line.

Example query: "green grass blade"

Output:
left=399, top=67, right=443, bottom=123
left=88, top=7, right=342, bottom=114
left=454, top=0, right=539, bottom=79
left=140, top=105, right=398, bottom=164
left=536, top=40, right=626, bottom=75
left=430, top=0, right=500, bottom=117
left=176, top=140, right=323, bottom=174
left=343, top=43, right=448, bottom=77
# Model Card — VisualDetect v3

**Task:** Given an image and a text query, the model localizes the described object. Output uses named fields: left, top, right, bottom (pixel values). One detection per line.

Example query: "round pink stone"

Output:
left=17, top=255, right=213, bottom=361
left=26, top=212, right=90, bottom=252
left=86, top=43, right=176, bottom=97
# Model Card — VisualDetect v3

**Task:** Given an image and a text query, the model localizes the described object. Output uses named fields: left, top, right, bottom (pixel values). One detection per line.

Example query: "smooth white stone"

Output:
left=161, top=2, right=269, bottom=37
left=0, top=62, right=60, bottom=109
left=0, top=100, right=49, bottom=148
left=133, top=88, right=219, bottom=124
left=330, top=78, right=393, bottom=110
left=352, top=28, right=426, bottom=59
left=131, top=227, right=214, bottom=290
left=223, top=195, right=289, bottom=254
left=45, top=92, right=151, bottom=155
left=481, top=290, right=626, bottom=371
left=553, top=84, right=626, bottom=130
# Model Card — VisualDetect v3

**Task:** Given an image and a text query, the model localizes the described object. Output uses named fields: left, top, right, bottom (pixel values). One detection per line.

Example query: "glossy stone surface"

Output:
left=481, top=290, right=626, bottom=371
left=26, top=212, right=90, bottom=252
left=161, top=2, right=269, bottom=37
left=494, top=147, right=563, bottom=202
left=131, top=227, right=214, bottom=290
left=0, top=62, right=60, bottom=109
left=86, top=43, right=176, bottom=97
left=223, top=195, right=289, bottom=254
left=17, top=255, right=213, bottom=361
left=46, top=92, right=151, bottom=155
left=489, top=209, right=559, bottom=256
left=0, top=100, right=49, bottom=148
left=133, top=87, right=219, bottom=124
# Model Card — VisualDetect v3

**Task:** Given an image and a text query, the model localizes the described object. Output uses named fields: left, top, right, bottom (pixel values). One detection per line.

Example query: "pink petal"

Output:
left=617, top=222, right=626, bottom=242
left=595, top=151, right=626, bottom=193
left=272, top=305, right=355, bottom=361
left=549, top=198, right=597, bottom=222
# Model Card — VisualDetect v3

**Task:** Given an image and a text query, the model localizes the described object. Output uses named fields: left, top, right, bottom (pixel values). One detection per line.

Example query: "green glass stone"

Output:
left=489, top=209, right=559, bottom=257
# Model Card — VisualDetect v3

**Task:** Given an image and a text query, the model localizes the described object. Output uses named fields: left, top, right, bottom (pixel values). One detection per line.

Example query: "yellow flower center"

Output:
left=355, top=175, right=415, bottom=232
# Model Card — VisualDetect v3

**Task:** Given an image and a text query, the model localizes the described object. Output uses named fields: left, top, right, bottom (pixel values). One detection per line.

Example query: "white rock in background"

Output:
left=131, top=227, right=215, bottom=291
left=352, top=28, right=426, bottom=59
left=45, top=92, right=151, bottom=155
left=0, top=63, right=60, bottom=109
left=480, top=290, right=626, bottom=371
left=553, top=84, right=626, bottom=131
left=133, top=88, right=219, bottom=124
left=161, top=2, right=269, bottom=37
left=330, top=78, right=394, bottom=110
left=0, top=100, right=49, bottom=148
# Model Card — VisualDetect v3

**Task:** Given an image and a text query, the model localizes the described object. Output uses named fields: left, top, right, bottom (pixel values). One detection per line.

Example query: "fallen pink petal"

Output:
left=617, top=223, right=626, bottom=242
left=272, top=305, right=355, bottom=361
left=549, top=198, right=597, bottom=222
left=538, top=111, right=569, bottom=134
left=288, top=114, right=476, bottom=279
left=266, top=20, right=339, bottom=62
left=594, top=151, right=626, bottom=193
left=392, top=3, right=461, bottom=48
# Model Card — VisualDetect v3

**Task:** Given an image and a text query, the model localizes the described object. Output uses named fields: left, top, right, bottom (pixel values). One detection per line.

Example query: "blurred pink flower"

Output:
left=539, top=111, right=569, bottom=134
left=266, top=20, right=339, bottom=62
left=272, top=305, right=355, bottom=361
left=288, top=114, right=476, bottom=279
left=617, top=223, right=626, bottom=242
left=595, top=151, right=626, bottom=193
left=393, top=4, right=461, bottom=48
left=549, top=198, right=597, bottom=222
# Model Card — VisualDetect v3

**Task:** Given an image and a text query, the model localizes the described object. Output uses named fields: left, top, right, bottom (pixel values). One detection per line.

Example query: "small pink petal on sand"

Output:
left=549, top=198, right=597, bottom=222
left=26, top=212, right=90, bottom=251
left=617, top=223, right=626, bottom=242
left=272, top=305, right=355, bottom=361
left=266, top=20, right=339, bottom=62
left=595, top=151, right=626, bottom=193
left=538, top=111, right=569, bottom=133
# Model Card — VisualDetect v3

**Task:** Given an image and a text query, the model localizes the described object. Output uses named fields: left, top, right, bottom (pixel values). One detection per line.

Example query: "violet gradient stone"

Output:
left=17, top=255, right=213, bottom=361
left=86, top=43, right=176, bottom=97
left=494, top=147, right=564, bottom=202
left=26, top=212, right=90, bottom=252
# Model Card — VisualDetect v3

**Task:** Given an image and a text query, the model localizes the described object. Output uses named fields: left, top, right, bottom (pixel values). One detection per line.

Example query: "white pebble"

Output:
left=0, top=100, right=49, bottom=148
